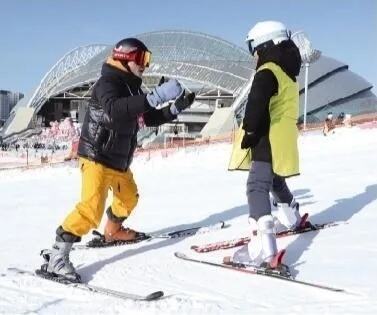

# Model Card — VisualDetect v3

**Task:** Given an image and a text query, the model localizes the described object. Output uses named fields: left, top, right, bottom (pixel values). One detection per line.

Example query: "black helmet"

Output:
left=112, top=38, right=151, bottom=67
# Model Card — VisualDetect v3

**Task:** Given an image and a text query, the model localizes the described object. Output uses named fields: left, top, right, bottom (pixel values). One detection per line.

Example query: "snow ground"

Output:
left=0, top=125, right=377, bottom=314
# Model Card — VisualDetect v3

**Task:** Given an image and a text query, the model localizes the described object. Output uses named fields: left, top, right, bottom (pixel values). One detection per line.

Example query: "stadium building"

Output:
left=0, top=90, right=24, bottom=127
left=1, top=30, right=376, bottom=144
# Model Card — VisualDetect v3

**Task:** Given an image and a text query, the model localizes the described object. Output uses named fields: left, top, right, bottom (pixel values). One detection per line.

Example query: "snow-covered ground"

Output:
left=1, top=125, right=377, bottom=314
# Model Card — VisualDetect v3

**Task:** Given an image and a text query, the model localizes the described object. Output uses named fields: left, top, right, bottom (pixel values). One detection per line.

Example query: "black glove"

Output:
left=158, top=76, right=165, bottom=86
left=240, top=131, right=259, bottom=149
left=170, top=91, right=196, bottom=115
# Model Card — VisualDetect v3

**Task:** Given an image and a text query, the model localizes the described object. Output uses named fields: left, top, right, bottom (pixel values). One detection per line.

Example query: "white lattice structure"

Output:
left=2, top=30, right=375, bottom=140
left=27, top=45, right=108, bottom=113
left=2, top=31, right=254, bottom=139
left=138, top=31, right=254, bottom=95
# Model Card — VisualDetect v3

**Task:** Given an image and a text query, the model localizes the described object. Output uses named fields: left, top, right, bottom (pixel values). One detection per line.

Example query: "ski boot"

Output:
left=85, top=217, right=150, bottom=248
left=224, top=215, right=282, bottom=268
left=38, top=241, right=81, bottom=283
left=104, top=207, right=150, bottom=242
left=104, top=219, right=141, bottom=242
left=259, top=249, right=291, bottom=277
left=275, top=199, right=314, bottom=231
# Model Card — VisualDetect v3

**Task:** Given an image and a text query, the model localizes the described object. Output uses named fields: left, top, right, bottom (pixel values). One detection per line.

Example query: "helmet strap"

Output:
left=121, top=61, right=132, bottom=73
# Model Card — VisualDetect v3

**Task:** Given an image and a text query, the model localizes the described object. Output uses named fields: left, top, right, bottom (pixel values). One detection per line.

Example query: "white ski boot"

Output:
left=225, top=215, right=278, bottom=267
left=40, top=241, right=80, bottom=282
left=275, top=198, right=310, bottom=231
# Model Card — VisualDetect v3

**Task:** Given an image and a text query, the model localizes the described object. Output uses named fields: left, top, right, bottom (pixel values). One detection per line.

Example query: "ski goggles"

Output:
left=112, top=49, right=152, bottom=67
left=247, top=40, right=256, bottom=56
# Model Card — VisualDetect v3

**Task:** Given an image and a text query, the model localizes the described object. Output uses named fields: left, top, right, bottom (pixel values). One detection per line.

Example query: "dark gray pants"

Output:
left=247, top=161, right=293, bottom=220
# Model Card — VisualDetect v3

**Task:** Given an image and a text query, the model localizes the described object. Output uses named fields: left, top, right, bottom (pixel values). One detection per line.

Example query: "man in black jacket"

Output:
left=40, top=38, right=195, bottom=282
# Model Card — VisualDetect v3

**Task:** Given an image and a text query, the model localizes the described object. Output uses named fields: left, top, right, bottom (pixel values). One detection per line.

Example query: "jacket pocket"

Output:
left=102, top=129, right=116, bottom=152
left=93, top=125, right=109, bottom=152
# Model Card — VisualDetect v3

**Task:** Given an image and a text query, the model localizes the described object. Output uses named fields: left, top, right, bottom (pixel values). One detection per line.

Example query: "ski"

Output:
left=73, top=230, right=151, bottom=250
left=191, top=221, right=346, bottom=253
left=154, top=221, right=226, bottom=239
left=74, top=221, right=226, bottom=250
left=174, top=252, right=346, bottom=293
left=7, top=267, right=164, bottom=301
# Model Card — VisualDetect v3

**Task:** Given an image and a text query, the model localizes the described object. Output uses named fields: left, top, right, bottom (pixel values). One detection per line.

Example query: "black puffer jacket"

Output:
left=242, top=39, right=301, bottom=162
left=78, top=63, right=176, bottom=171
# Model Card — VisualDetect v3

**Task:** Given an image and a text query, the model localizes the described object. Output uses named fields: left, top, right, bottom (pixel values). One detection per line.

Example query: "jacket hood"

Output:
left=256, top=39, right=302, bottom=81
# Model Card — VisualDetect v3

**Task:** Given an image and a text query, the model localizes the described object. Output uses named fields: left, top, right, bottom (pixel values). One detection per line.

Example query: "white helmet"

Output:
left=246, top=21, right=290, bottom=55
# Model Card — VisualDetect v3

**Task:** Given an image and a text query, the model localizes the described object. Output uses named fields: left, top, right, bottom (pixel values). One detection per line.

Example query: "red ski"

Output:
left=191, top=219, right=346, bottom=253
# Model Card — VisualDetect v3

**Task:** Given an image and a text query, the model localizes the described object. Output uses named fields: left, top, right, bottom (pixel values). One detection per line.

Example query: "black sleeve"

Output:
left=143, top=104, right=177, bottom=127
left=95, top=77, right=149, bottom=127
left=242, top=69, right=278, bottom=134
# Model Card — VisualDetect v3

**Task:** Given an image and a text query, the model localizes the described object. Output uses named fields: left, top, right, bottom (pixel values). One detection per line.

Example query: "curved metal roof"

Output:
left=298, top=68, right=372, bottom=115
left=138, top=30, right=253, bottom=92
left=22, top=45, right=109, bottom=113
left=307, top=89, right=377, bottom=122
left=16, top=30, right=253, bottom=115
left=234, top=54, right=375, bottom=121
left=3, top=30, right=376, bottom=139
left=297, top=55, right=347, bottom=90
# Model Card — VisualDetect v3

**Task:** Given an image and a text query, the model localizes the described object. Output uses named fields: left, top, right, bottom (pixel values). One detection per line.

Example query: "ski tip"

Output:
left=92, top=230, right=103, bottom=237
left=146, top=290, right=164, bottom=300
left=174, top=252, right=186, bottom=259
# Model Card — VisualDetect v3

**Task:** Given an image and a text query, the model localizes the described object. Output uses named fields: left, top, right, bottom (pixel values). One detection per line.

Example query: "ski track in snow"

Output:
left=1, top=125, right=377, bottom=314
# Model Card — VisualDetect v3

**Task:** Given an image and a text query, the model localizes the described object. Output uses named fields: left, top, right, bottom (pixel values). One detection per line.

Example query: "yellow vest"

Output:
left=228, top=122, right=251, bottom=171
left=228, top=62, right=300, bottom=177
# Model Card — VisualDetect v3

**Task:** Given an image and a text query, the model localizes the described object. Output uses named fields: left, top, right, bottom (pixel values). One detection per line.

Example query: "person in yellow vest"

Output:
left=225, top=21, right=311, bottom=270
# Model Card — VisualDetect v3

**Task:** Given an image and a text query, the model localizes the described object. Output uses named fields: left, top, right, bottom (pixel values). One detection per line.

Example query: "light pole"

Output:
left=291, top=31, right=321, bottom=130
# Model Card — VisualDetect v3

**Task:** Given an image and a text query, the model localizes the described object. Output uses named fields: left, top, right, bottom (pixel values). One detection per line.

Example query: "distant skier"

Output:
left=39, top=37, right=195, bottom=282
left=323, top=112, right=336, bottom=136
left=226, top=21, right=311, bottom=270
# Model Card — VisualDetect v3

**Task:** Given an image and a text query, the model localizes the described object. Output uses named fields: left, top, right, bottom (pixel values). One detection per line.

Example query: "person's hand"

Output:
left=170, top=91, right=196, bottom=115
left=146, top=79, right=183, bottom=108
left=241, top=131, right=259, bottom=149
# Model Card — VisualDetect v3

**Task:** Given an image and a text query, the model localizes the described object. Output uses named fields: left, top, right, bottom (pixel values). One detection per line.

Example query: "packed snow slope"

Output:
left=1, top=125, right=377, bottom=314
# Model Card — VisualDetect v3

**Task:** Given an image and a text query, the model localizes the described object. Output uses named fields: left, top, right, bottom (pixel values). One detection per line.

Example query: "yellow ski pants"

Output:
left=62, top=158, right=139, bottom=237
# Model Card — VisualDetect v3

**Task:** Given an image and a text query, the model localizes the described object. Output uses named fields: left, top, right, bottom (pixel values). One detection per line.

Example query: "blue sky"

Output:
left=1, top=0, right=376, bottom=94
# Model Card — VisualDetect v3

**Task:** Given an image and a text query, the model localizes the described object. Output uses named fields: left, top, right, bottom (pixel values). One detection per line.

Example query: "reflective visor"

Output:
left=127, top=50, right=152, bottom=67
left=112, top=49, right=152, bottom=67
left=247, top=41, right=255, bottom=56
left=136, top=50, right=152, bottom=67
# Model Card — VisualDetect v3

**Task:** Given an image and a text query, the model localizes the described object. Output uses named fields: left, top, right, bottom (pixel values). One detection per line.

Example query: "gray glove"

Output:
left=146, top=79, right=183, bottom=108
left=170, top=91, right=196, bottom=115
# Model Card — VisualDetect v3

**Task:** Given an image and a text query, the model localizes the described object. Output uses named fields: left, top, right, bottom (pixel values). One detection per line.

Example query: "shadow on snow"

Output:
left=285, top=184, right=377, bottom=277
left=78, top=184, right=377, bottom=281
left=78, top=204, right=249, bottom=281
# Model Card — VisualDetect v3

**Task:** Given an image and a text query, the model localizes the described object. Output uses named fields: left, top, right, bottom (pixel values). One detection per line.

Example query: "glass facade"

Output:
left=0, top=90, right=24, bottom=126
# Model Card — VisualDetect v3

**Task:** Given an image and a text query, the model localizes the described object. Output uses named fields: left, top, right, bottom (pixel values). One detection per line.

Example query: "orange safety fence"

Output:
left=2, top=111, right=376, bottom=170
